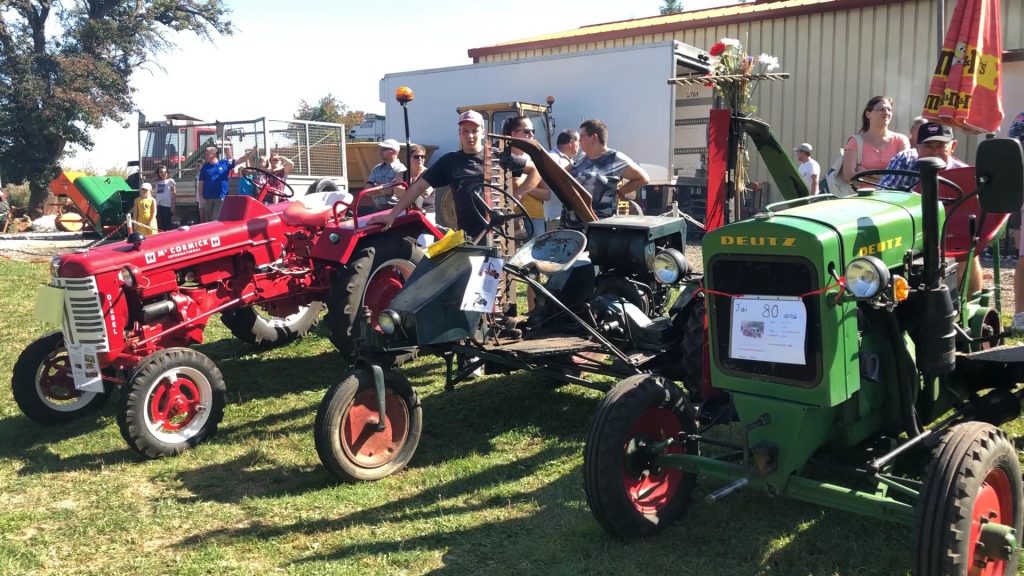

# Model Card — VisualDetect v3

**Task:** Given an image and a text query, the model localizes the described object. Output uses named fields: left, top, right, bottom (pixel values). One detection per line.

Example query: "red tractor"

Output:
left=12, top=169, right=440, bottom=458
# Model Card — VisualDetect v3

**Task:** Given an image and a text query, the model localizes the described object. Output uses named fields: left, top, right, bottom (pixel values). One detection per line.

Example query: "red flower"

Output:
left=710, top=41, right=726, bottom=56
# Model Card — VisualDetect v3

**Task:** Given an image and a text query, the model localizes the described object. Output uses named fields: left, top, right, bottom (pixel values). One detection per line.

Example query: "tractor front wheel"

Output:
left=117, top=348, right=226, bottom=458
left=913, top=421, right=1023, bottom=576
left=220, top=301, right=324, bottom=349
left=324, top=237, right=422, bottom=361
left=11, top=332, right=110, bottom=424
left=584, top=374, right=698, bottom=538
left=314, top=368, right=422, bottom=482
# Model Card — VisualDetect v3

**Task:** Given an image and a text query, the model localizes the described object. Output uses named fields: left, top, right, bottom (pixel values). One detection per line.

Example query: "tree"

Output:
left=295, top=94, right=365, bottom=129
left=659, top=0, right=683, bottom=15
left=0, top=1, right=234, bottom=218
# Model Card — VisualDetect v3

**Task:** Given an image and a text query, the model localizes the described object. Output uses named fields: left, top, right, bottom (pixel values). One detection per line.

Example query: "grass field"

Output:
left=0, top=257, right=1019, bottom=575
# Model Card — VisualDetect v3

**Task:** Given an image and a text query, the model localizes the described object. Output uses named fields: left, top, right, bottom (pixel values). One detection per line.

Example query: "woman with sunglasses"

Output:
left=840, top=95, right=910, bottom=183
left=407, top=144, right=435, bottom=218
left=153, top=164, right=176, bottom=231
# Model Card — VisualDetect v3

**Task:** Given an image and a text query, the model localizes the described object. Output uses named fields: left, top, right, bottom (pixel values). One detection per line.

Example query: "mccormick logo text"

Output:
left=144, top=236, right=222, bottom=263
left=719, top=235, right=796, bottom=247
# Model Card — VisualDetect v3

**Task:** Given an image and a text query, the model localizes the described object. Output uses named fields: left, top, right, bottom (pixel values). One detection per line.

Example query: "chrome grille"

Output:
left=54, top=277, right=109, bottom=350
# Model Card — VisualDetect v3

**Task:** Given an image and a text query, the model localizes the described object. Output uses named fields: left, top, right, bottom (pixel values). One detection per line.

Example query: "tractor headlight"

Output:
left=378, top=309, right=401, bottom=336
left=650, top=248, right=690, bottom=285
left=118, top=266, right=137, bottom=288
left=844, top=256, right=890, bottom=299
left=50, top=255, right=62, bottom=278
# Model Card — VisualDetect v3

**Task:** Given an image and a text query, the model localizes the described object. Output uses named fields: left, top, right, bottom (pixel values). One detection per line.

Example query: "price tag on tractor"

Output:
left=728, top=295, right=807, bottom=365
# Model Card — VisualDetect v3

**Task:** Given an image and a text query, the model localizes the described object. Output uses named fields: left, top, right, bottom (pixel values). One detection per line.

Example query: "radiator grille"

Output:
left=708, top=255, right=822, bottom=386
left=54, top=277, right=110, bottom=350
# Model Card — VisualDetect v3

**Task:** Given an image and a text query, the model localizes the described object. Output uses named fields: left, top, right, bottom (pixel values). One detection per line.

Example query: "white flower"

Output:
left=721, top=37, right=741, bottom=47
left=757, top=53, right=780, bottom=71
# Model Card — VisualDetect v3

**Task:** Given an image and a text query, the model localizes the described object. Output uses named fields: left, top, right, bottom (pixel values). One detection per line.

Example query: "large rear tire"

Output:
left=584, top=374, right=698, bottom=538
left=11, top=332, right=110, bottom=424
left=117, top=348, right=226, bottom=458
left=324, top=236, right=422, bottom=360
left=220, top=302, right=324, bottom=349
left=314, top=368, right=422, bottom=482
left=912, top=421, right=1023, bottom=576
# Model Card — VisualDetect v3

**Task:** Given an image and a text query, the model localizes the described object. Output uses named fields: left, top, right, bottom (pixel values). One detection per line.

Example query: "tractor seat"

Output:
left=279, top=191, right=354, bottom=229
left=937, top=166, right=1009, bottom=259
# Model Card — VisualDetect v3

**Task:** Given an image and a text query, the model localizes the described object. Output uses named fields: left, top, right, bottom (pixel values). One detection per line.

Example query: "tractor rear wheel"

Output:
left=314, top=367, right=422, bottom=482
left=117, top=348, right=226, bottom=458
left=912, top=421, right=1023, bottom=576
left=324, top=237, right=422, bottom=361
left=220, top=301, right=324, bottom=349
left=584, top=374, right=698, bottom=538
left=11, top=332, right=110, bottom=424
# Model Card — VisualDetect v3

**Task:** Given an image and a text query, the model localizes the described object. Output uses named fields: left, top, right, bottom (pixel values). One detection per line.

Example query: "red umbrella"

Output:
left=922, top=0, right=1003, bottom=134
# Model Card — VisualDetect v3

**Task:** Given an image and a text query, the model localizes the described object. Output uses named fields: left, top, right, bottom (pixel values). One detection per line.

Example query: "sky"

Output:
left=68, top=0, right=739, bottom=171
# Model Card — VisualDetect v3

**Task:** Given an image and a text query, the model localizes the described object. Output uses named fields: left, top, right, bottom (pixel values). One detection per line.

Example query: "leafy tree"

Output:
left=295, top=94, right=365, bottom=129
left=0, top=1, right=234, bottom=217
left=659, top=0, right=683, bottom=15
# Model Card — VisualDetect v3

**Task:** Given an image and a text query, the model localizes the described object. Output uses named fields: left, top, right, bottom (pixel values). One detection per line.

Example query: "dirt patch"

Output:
left=0, top=233, right=94, bottom=263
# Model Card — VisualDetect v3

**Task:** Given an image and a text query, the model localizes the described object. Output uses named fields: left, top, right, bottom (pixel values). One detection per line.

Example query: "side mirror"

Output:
left=976, top=138, right=1024, bottom=214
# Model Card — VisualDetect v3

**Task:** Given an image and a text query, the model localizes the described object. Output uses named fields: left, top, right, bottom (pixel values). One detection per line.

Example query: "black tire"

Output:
left=662, top=295, right=706, bottom=398
left=220, top=301, right=324, bottom=349
left=11, top=332, right=110, bottom=424
left=584, top=374, right=698, bottom=538
left=324, top=236, right=422, bottom=360
left=306, top=178, right=339, bottom=197
left=314, top=367, right=422, bottom=482
left=117, top=348, right=226, bottom=458
left=912, top=421, right=1023, bottom=576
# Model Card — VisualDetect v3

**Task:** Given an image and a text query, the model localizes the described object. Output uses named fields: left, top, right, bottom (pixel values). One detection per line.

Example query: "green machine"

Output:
left=584, top=126, right=1024, bottom=575
left=73, top=175, right=139, bottom=234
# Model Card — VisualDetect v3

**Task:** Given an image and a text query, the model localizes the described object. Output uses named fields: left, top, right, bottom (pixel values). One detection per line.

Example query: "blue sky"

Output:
left=69, top=0, right=738, bottom=170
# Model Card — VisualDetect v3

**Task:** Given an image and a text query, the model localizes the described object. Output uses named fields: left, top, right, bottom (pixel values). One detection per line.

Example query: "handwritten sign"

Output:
left=728, top=296, right=807, bottom=365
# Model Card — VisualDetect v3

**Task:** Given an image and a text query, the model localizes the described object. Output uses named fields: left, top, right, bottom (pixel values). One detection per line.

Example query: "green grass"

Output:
left=0, top=258, right=1020, bottom=575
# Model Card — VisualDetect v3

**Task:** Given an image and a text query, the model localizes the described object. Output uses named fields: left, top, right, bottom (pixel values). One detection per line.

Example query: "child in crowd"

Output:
left=132, top=183, right=159, bottom=236
left=153, top=165, right=176, bottom=231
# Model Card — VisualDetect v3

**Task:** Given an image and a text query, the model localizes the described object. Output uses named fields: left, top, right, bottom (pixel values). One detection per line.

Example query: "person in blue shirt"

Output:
left=197, top=145, right=251, bottom=221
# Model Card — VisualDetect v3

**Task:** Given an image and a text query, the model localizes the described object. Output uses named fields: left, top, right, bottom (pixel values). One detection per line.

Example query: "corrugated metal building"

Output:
left=468, top=0, right=1024, bottom=192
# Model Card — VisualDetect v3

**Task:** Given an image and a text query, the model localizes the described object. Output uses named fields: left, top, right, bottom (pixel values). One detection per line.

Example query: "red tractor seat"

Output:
left=280, top=201, right=333, bottom=229
left=937, top=166, right=1009, bottom=259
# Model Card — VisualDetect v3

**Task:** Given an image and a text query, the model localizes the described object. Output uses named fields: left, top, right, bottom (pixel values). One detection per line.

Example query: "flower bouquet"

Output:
left=707, top=38, right=780, bottom=114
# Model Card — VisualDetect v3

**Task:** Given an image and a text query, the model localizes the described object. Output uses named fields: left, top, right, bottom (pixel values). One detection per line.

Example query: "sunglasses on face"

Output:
left=412, top=154, right=426, bottom=159
left=872, top=106, right=893, bottom=112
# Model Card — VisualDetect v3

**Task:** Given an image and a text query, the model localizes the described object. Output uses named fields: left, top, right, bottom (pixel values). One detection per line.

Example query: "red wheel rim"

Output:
left=363, top=261, right=412, bottom=331
left=967, top=467, right=1014, bottom=575
left=622, top=406, right=685, bottom=514
left=38, top=349, right=81, bottom=401
left=148, top=375, right=202, bottom=432
left=341, top=388, right=410, bottom=468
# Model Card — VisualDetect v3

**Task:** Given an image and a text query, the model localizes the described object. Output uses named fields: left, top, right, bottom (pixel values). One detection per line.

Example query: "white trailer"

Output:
left=379, top=40, right=712, bottom=186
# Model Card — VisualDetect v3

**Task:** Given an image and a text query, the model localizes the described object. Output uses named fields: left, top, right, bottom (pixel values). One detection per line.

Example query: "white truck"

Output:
left=379, top=40, right=712, bottom=189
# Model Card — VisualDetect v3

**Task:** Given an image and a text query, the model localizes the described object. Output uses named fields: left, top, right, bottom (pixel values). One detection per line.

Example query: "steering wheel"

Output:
left=850, top=168, right=964, bottom=201
left=468, top=183, right=534, bottom=241
left=240, top=167, right=294, bottom=201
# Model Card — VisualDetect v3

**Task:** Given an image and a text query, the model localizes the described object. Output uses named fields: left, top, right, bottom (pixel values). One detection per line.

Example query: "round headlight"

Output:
left=844, top=256, right=890, bottom=299
left=651, top=248, right=690, bottom=285
left=378, top=309, right=401, bottom=335
left=118, top=266, right=136, bottom=288
left=50, top=255, right=62, bottom=278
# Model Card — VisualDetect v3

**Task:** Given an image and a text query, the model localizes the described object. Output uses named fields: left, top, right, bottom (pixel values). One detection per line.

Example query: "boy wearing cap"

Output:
left=369, top=110, right=539, bottom=240
left=793, top=143, right=820, bottom=195
left=367, top=138, right=407, bottom=187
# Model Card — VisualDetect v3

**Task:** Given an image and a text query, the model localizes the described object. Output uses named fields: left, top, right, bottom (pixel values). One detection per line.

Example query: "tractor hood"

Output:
left=56, top=197, right=286, bottom=278
left=756, top=191, right=930, bottom=268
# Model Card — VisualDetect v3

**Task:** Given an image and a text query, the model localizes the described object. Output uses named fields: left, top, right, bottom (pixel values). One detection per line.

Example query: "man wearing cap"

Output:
left=369, top=110, right=538, bottom=241
left=880, top=122, right=965, bottom=190
left=367, top=138, right=407, bottom=187
left=793, top=143, right=820, bottom=195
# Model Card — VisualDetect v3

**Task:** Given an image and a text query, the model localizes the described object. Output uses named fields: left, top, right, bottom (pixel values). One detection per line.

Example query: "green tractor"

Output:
left=584, top=128, right=1024, bottom=575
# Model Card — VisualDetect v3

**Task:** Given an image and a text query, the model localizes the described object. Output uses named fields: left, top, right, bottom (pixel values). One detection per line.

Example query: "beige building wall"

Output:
left=479, top=0, right=1024, bottom=200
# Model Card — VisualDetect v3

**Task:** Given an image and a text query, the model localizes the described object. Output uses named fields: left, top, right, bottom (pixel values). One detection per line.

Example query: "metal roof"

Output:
left=467, top=0, right=899, bottom=60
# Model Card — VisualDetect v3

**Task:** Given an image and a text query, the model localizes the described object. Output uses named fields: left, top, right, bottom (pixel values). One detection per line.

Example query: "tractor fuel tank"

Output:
left=586, top=215, right=686, bottom=276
